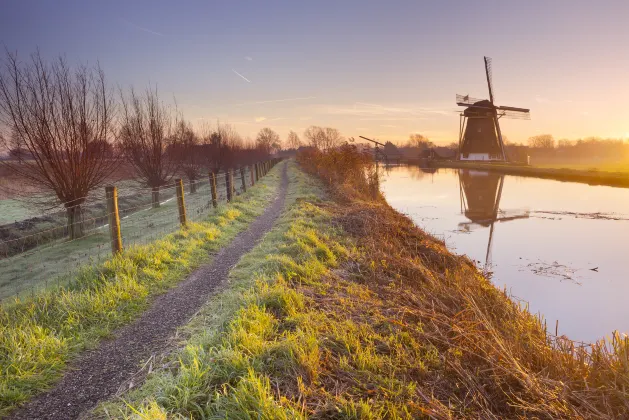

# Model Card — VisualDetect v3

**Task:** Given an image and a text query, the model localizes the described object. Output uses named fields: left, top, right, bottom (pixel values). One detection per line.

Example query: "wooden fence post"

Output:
left=240, top=167, right=247, bottom=192
left=106, top=185, right=123, bottom=255
left=175, top=178, right=187, bottom=226
left=229, top=169, right=235, bottom=197
left=225, top=169, right=233, bottom=202
left=209, top=171, right=218, bottom=208
left=250, top=164, right=255, bottom=186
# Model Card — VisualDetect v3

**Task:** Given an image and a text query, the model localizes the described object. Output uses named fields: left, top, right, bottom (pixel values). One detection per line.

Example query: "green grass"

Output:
left=0, top=199, right=46, bottom=225
left=0, top=165, right=280, bottom=417
left=0, top=176, right=237, bottom=301
left=94, top=163, right=421, bottom=419
left=92, top=161, right=339, bottom=419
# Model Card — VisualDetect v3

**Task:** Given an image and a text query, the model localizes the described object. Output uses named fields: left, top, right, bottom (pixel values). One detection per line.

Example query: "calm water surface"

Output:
left=381, top=165, right=629, bottom=343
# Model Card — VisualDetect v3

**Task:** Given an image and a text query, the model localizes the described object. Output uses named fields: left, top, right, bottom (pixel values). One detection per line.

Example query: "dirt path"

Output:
left=8, top=162, right=289, bottom=420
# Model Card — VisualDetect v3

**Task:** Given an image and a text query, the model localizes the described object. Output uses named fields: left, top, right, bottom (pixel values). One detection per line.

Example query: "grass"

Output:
left=0, top=175, right=238, bottom=300
left=0, top=164, right=280, bottom=417
left=96, top=152, right=628, bottom=419
left=434, top=159, right=629, bottom=188
left=534, top=161, right=629, bottom=173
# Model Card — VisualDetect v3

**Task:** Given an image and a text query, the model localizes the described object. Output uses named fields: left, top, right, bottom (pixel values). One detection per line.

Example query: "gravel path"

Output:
left=9, top=162, right=289, bottom=420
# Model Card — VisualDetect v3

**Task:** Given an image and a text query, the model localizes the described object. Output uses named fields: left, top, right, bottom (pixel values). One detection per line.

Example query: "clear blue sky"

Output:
left=1, top=0, right=628, bottom=145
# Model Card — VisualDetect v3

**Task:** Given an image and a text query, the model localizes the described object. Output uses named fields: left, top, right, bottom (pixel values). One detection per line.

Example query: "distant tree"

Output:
left=256, top=127, right=280, bottom=156
left=528, top=134, right=555, bottom=148
left=202, top=121, right=241, bottom=172
left=8, top=147, right=31, bottom=160
left=303, top=126, right=343, bottom=150
left=0, top=50, right=118, bottom=239
left=286, top=130, right=301, bottom=149
left=173, top=118, right=202, bottom=193
left=407, top=133, right=434, bottom=149
left=119, top=87, right=179, bottom=208
left=557, top=139, right=573, bottom=148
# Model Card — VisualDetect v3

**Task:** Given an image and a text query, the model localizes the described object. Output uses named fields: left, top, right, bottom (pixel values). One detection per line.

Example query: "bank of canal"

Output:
left=382, top=165, right=629, bottom=343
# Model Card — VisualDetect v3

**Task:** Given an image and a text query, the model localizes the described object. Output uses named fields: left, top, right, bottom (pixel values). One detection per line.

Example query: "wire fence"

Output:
left=0, top=162, right=274, bottom=303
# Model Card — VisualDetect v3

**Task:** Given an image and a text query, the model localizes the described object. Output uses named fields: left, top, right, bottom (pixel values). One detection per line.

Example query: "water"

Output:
left=381, top=165, right=629, bottom=344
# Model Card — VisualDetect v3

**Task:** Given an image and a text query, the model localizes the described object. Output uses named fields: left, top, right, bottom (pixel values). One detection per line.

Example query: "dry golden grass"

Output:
left=297, top=147, right=629, bottom=418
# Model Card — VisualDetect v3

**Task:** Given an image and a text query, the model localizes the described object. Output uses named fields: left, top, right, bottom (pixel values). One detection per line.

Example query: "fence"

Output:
left=0, top=159, right=281, bottom=303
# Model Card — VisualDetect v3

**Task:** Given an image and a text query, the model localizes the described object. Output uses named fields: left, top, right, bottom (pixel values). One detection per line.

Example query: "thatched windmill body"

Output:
left=456, top=57, right=530, bottom=162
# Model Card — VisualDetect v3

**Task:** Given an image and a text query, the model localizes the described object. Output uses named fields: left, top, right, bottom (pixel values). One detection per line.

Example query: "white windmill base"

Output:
left=459, top=153, right=504, bottom=162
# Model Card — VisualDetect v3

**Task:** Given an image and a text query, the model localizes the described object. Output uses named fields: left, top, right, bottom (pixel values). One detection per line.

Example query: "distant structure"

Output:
left=456, top=57, right=530, bottom=162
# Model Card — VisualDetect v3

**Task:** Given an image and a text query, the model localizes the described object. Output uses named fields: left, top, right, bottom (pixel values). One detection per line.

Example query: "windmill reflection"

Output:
left=458, top=169, right=529, bottom=270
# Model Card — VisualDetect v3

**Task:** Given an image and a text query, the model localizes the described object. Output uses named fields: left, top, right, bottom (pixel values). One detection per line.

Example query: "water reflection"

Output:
left=458, top=170, right=529, bottom=270
left=380, top=165, right=629, bottom=343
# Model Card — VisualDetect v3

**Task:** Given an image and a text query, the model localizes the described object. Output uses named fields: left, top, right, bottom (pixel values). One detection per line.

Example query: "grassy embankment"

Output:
left=431, top=160, right=629, bottom=188
left=0, top=165, right=280, bottom=417
left=98, top=152, right=628, bottom=419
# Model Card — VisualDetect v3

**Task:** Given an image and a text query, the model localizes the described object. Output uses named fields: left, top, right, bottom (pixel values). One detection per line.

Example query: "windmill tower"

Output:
left=456, top=57, right=530, bottom=162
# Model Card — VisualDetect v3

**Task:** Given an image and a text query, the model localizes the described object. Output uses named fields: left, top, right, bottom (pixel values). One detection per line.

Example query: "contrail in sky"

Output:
left=234, top=96, right=316, bottom=107
left=232, top=69, right=251, bottom=83
left=118, top=18, right=164, bottom=36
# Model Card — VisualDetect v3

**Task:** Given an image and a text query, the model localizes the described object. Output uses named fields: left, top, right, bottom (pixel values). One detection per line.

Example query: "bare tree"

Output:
left=256, top=127, right=280, bottom=155
left=202, top=121, right=240, bottom=172
left=407, top=133, right=434, bottom=149
left=173, top=118, right=201, bottom=193
left=528, top=134, right=555, bottom=149
left=0, top=50, right=118, bottom=239
left=303, top=126, right=343, bottom=150
left=119, top=87, right=179, bottom=207
left=286, top=130, right=301, bottom=149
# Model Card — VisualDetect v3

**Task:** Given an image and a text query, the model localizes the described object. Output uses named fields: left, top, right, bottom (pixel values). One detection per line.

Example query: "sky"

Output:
left=1, top=0, right=628, bottom=146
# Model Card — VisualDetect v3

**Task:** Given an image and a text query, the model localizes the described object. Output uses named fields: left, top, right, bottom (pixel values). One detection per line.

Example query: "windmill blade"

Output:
left=484, top=56, right=495, bottom=104
left=498, top=109, right=531, bottom=120
left=498, top=105, right=530, bottom=113
left=456, top=94, right=488, bottom=106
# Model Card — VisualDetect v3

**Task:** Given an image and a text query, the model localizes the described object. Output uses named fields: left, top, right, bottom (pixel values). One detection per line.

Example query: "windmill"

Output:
left=456, top=57, right=530, bottom=162
left=457, top=169, right=529, bottom=270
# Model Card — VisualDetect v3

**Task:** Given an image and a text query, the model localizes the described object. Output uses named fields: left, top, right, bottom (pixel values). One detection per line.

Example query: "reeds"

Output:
left=298, top=147, right=629, bottom=418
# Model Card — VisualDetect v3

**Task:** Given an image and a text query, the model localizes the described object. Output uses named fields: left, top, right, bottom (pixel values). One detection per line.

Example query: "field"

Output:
left=0, top=166, right=256, bottom=301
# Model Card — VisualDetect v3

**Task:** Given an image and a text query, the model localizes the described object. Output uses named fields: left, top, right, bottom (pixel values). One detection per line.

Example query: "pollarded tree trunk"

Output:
left=189, top=179, right=197, bottom=194
left=66, top=205, right=84, bottom=240
left=152, top=186, right=160, bottom=208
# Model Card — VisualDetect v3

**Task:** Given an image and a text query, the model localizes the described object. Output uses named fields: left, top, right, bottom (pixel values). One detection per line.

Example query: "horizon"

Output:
left=1, top=0, right=628, bottom=146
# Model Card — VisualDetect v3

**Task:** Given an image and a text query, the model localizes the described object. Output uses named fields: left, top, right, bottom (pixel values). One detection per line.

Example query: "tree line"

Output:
left=0, top=50, right=353, bottom=239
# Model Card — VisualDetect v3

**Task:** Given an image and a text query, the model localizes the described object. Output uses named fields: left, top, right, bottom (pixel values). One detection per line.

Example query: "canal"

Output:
left=381, top=165, right=629, bottom=344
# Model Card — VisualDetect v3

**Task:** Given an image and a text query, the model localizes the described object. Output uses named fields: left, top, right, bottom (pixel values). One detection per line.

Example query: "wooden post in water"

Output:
left=209, top=171, right=218, bottom=208
left=106, top=185, right=123, bottom=255
left=250, top=164, right=255, bottom=186
left=225, top=169, right=233, bottom=202
left=240, top=167, right=247, bottom=192
left=175, top=178, right=187, bottom=226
